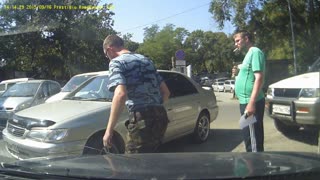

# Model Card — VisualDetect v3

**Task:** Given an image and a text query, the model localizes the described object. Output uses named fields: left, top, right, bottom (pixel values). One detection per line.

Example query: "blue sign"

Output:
left=175, top=50, right=185, bottom=60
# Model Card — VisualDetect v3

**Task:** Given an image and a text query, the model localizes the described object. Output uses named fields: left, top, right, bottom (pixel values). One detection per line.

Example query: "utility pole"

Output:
left=287, top=0, right=297, bottom=75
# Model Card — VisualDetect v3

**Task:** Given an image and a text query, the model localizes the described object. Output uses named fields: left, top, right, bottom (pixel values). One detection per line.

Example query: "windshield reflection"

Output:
left=61, top=75, right=95, bottom=92
left=66, top=75, right=113, bottom=101
left=1, top=83, right=40, bottom=97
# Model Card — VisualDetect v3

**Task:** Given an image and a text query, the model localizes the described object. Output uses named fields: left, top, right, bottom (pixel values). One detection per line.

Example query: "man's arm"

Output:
left=160, top=81, right=170, bottom=103
left=103, top=84, right=127, bottom=147
left=246, top=72, right=264, bottom=116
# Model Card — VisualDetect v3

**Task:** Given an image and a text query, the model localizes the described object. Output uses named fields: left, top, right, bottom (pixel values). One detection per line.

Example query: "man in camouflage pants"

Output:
left=102, top=34, right=170, bottom=153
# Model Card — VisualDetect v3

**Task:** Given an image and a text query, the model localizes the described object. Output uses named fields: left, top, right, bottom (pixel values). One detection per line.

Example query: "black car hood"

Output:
left=3, top=152, right=320, bottom=179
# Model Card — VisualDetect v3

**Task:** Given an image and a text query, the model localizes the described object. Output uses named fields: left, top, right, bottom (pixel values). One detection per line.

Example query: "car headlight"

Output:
left=26, top=128, right=68, bottom=142
left=299, top=88, right=319, bottom=98
left=15, top=103, right=31, bottom=112
left=266, top=87, right=274, bottom=97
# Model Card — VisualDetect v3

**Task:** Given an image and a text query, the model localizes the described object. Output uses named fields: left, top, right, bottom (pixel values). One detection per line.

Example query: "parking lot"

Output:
left=0, top=91, right=319, bottom=162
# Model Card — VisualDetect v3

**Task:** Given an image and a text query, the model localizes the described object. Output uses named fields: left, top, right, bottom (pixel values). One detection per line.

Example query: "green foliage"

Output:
left=122, top=33, right=139, bottom=52
left=138, top=24, right=189, bottom=70
left=138, top=25, right=235, bottom=74
left=0, top=0, right=115, bottom=80
left=210, top=0, right=320, bottom=73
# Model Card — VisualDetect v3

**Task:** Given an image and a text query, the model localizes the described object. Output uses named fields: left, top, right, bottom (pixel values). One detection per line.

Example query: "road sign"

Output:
left=175, top=50, right=185, bottom=60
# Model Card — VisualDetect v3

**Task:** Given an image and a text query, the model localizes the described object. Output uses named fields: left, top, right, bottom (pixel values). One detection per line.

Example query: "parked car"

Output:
left=212, top=82, right=224, bottom=92
left=46, top=71, right=108, bottom=103
left=223, top=80, right=235, bottom=93
left=0, top=78, right=34, bottom=95
left=0, top=80, right=61, bottom=129
left=265, top=57, right=320, bottom=133
left=213, top=77, right=229, bottom=83
left=2, top=70, right=219, bottom=159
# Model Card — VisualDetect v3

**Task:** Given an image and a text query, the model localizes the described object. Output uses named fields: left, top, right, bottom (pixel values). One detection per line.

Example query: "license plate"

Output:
left=273, top=104, right=290, bottom=115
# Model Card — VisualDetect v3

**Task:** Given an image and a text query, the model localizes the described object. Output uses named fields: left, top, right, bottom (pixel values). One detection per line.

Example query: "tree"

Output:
left=209, top=0, right=265, bottom=30
left=209, top=0, right=320, bottom=73
left=138, top=24, right=189, bottom=69
left=184, top=30, right=235, bottom=74
left=0, top=0, right=115, bottom=80
left=122, top=33, right=139, bottom=52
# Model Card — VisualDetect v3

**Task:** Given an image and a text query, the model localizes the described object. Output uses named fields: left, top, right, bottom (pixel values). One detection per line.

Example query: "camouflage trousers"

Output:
left=125, top=106, right=169, bottom=154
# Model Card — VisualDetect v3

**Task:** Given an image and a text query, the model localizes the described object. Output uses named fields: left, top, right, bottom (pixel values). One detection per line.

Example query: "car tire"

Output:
left=274, top=118, right=299, bottom=134
left=192, top=112, right=210, bottom=143
left=83, top=132, right=125, bottom=155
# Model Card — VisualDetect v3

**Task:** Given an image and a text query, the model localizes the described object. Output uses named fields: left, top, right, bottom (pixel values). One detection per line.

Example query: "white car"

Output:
left=3, top=70, right=219, bottom=159
left=223, top=80, right=235, bottom=93
left=0, top=78, right=34, bottom=95
left=45, top=71, right=108, bottom=103
left=0, top=80, right=61, bottom=129
left=265, top=57, right=320, bottom=133
left=212, top=82, right=224, bottom=92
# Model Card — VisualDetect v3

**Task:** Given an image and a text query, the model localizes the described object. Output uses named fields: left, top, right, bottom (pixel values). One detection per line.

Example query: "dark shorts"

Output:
left=125, top=106, right=169, bottom=153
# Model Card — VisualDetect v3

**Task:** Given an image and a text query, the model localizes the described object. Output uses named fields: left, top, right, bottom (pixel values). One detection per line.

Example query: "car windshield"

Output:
left=67, top=75, right=113, bottom=101
left=0, top=84, right=5, bottom=91
left=0, top=0, right=319, bottom=179
left=1, top=82, right=40, bottom=97
left=61, top=75, right=96, bottom=92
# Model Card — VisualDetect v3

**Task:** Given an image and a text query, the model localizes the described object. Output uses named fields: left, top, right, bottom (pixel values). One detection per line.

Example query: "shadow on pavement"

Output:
left=281, top=128, right=319, bottom=146
left=158, top=129, right=243, bottom=153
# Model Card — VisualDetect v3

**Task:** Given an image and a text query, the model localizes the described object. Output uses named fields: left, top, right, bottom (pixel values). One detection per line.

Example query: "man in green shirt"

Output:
left=233, top=30, right=266, bottom=152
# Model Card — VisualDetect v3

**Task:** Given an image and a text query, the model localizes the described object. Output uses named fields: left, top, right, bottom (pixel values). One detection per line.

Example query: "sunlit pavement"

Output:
left=159, top=91, right=320, bottom=154
left=213, top=91, right=320, bottom=154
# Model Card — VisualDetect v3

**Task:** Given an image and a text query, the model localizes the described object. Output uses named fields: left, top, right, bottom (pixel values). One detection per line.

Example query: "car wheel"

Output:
left=83, top=132, right=125, bottom=155
left=274, top=118, right=300, bottom=134
left=192, top=112, right=210, bottom=143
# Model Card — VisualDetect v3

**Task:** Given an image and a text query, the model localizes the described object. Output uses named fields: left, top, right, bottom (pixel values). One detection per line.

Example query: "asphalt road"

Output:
left=0, top=91, right=319, bottom=163
left=159, top=91, right=320, bottom=153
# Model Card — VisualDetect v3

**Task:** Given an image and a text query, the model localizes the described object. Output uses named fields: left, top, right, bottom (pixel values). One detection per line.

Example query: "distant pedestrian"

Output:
left=233, top=30, right=266, bottom=152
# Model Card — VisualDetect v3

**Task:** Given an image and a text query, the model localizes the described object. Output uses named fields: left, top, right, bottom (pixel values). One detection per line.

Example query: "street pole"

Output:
left=287, top=0, right=297, bottom=75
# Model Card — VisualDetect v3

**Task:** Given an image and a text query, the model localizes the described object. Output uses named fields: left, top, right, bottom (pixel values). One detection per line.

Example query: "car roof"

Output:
left=14, top=79, right=60, bottom=84
left=0, top=78, right=34, bottom=84
left=73, top=71, right=109, bottom=77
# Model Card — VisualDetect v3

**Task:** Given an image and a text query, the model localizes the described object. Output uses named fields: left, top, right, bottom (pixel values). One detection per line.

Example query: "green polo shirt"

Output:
left=235, top=47, right=265, bottom=104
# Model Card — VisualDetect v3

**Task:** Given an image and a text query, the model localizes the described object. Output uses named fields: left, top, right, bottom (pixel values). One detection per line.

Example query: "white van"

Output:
left=45, top=71, right=108, bottom=103
left=265, top=57, right=320, bottom=133
left=0, top=78, right=34, bottom=95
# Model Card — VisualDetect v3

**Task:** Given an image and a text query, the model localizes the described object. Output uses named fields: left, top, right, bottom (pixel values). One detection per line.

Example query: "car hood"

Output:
left=2, top=152, right=320, bottom=179
left=45, top=92, right=69, bottom=103
left=269, top=72, right=319, bottom=89
left=0, top=97, right=33, bottom=109
left=15, top=100, right=111, bottom=122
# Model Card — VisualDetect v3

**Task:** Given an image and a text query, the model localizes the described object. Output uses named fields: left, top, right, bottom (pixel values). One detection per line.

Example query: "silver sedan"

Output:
left=3, top=70, right=219, bottom=159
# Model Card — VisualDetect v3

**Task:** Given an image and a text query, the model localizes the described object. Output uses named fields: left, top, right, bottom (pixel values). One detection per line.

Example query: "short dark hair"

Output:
left=234, top=30, right=254, bottom=43
left=103, top=34, right=124, bottom=49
